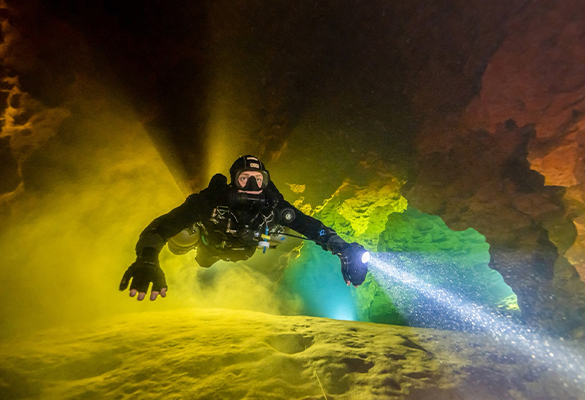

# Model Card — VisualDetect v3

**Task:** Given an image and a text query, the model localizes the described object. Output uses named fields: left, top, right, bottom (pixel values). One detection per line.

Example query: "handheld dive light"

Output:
left=338, top=242, right=370, bottom=286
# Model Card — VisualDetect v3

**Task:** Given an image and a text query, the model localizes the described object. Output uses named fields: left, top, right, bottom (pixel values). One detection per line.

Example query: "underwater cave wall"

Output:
left=280, top=180, right=516, bottom=328
left=405, top=0, right=585, bottom=334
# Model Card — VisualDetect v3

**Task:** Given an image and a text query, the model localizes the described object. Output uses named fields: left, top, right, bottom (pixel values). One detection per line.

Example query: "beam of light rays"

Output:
left=369, top=252, right=585, bottom=391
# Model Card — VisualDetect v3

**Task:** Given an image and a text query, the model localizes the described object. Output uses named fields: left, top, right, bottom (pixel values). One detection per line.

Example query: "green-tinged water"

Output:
left=280, top=206, right=517, bottom=326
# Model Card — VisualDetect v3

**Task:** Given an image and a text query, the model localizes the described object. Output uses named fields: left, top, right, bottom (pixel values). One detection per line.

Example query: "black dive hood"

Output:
left=229, top=155, right=270, bottom=189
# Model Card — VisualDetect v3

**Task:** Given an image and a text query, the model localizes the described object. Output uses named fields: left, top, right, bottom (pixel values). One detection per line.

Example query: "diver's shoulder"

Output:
left=184, top=174, right=230, bottom=201
left=208, top=173, right=229, bottom=189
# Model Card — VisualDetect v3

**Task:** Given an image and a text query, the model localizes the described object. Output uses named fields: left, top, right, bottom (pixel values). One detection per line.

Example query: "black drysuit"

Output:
left=135, top=174, right=338, bottom=267
left=120, top=173, right=368, bottom=297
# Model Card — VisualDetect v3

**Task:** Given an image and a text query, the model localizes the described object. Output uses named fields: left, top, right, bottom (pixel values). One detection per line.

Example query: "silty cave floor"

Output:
left=0, top=308, right=583, bottom=400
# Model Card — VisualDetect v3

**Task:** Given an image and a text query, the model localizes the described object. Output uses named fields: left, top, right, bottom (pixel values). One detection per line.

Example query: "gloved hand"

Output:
left=119, top=248, right=167, bottom=301
left=326, top=235, right=369, bottom=287
left=339, top=243, right=369, bottom=287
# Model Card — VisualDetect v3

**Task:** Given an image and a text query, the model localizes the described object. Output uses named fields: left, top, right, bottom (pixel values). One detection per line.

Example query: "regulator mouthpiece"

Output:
left=229, top=192, right=270, bottom=208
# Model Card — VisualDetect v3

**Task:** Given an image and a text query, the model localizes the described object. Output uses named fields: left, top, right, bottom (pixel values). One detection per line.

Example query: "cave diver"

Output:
left=119, top=155, right=370, bottom=301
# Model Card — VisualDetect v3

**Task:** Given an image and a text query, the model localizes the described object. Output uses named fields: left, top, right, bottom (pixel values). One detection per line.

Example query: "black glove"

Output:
left=119, top=248, right=167, bottom=299
left=326, top=235, right=369, bottom=287
left=339, top=242, right=369, bottom=287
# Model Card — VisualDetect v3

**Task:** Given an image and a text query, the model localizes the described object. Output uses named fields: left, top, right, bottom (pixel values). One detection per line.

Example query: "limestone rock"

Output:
left=405, top=0, right=585, bottom=331
left=460, top=0, right=585, bottom=288
left=2, top=309, right=582, bottom=400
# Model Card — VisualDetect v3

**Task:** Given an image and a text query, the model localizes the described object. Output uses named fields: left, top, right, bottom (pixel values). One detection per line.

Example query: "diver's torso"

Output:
left=165, top=179, right=294, bottom=264
left=198, top=197, right=282, bottom=251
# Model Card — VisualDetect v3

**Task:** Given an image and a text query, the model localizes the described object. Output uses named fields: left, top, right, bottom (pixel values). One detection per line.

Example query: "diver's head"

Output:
left=229, top=155, right=270, bottom=194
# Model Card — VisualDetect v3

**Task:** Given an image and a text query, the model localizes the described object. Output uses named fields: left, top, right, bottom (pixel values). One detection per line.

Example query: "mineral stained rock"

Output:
left=0, top=309, right=581, bottom=400
left=404, top=0, right=585, bottom=333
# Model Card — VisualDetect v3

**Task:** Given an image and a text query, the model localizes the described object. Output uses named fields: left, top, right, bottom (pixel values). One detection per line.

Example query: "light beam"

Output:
left=369, top=252, right=585, bottom=391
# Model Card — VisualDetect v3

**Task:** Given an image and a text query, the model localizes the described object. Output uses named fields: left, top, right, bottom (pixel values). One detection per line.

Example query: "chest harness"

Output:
left=167, top=201, right=293, bottom=256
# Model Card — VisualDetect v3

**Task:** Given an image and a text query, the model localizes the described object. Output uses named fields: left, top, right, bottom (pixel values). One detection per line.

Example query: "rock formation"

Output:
left=405, top=0, right=585, bottom=333
left=1, top=309, right=582, bottom=400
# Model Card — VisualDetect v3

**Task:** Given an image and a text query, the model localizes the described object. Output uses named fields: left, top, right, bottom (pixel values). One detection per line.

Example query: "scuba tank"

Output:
left=167, top=224, right=201, bottom=255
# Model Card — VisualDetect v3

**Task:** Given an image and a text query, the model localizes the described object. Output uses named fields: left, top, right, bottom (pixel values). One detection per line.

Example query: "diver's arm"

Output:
left=265, top=181, right=341, bottom=245
left=120, top=174, right=227, bottom=300
left=267, top=181, right=368, bottom=286
left=285, top=208, right=340, bottom=248
left=134, top=195, right=204, bottom=258
left=285, top=205, right=368, bottom=286
left=264, top=181, right=338, bottom=243
left=119, top=193, right=207, bottom=301
left=134, top=174, right=228, bottom=257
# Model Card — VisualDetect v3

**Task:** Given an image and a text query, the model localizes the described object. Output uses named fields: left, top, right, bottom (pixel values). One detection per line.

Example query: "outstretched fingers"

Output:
left=341, top=266, right=351, bottom=286
left=129, top=286, right=167, bottom=302
left=128, top=282, right=167, bottom=301
left=121, top=261, right=167, bottom=301
left=150, top=287, right=168, bottom=301
left=129, top=287, right=165, bottom=301
left=128, top=288, right=147, bottom=301
left=150, top=269, right=167, bottom=301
